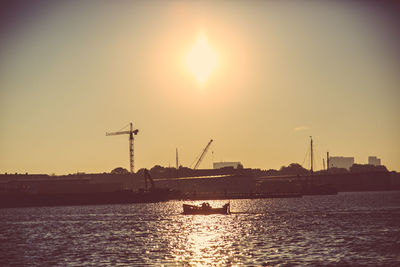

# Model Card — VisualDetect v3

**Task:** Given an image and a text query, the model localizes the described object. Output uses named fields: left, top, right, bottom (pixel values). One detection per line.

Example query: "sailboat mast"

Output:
left=310, top=136, right=313, bottom=173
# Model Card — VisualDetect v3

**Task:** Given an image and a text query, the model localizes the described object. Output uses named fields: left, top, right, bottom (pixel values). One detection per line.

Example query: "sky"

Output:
left=0, top=1, right=399, bottom=174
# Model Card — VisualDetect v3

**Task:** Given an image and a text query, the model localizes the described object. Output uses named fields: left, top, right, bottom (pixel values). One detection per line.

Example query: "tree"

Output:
left=111, top=167, right=130, bottom=175
left=350, top=164, right=388, bottom=173
left=279, top=163, right=310, bottom=175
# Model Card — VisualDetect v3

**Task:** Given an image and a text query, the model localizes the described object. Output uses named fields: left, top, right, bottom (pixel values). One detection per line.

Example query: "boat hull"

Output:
left=182, top=203, right=230, bottom=215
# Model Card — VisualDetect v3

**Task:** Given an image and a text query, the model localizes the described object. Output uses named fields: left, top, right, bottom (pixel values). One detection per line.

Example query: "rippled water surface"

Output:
left=1, top=191, right=400, bottom=266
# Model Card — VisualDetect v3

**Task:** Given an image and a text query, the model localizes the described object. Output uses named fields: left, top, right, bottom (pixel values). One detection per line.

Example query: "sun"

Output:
left=186, top=34, right=218, bottom=84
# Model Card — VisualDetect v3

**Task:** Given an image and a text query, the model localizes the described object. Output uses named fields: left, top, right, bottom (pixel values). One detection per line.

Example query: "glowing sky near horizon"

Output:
left=0, top=1, right=399, bottom=174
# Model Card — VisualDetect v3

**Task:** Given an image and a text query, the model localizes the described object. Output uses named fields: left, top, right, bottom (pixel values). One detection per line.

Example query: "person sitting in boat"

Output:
left=201, top=202, right=211, bottom=210
left=223, top=203, right=230, bottom=213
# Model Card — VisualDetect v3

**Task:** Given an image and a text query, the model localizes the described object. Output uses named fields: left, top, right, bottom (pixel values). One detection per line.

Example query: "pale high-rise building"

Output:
left=213, top=162, right=242, bottom=169
left=368, top=156, right=381, bottom=166
left=329, top=156, right=354, bottom=170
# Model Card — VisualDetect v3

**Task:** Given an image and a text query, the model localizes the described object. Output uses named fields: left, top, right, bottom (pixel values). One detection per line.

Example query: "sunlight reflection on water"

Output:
left=1, top=192, right=400, bottom=266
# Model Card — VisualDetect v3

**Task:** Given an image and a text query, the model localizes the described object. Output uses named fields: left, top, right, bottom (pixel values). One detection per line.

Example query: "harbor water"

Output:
left=1, top=191, right=400, bottom=266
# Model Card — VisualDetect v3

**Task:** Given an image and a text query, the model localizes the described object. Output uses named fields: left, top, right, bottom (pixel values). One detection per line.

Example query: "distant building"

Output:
left=368, top=156, right=381, bottom=166
left=213, top=162, right=242, bottom=169
left=329, top=156, right=354, bottom=170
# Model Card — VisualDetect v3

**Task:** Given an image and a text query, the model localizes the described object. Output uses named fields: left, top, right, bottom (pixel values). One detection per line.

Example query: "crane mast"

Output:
left=194, top=139, right=213, bottom=169
left=106, top=122, right=139, bottom=173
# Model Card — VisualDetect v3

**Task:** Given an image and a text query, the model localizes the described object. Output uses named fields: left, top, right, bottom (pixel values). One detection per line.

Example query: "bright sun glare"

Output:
left=186, top=34, right=218, bottom=84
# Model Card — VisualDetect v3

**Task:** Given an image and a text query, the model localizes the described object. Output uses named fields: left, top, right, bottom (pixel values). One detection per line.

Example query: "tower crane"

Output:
left=106, top=122, right=139, bottom=173
left=193, top=139, right=213, bottom=169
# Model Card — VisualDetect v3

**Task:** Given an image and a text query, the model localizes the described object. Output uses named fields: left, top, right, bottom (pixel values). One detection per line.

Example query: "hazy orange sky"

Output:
left=1, top=1, right=399, bottom=174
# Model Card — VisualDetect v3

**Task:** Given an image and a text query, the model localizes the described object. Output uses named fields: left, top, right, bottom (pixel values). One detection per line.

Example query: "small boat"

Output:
left=182, top=202, right=230, bottom=215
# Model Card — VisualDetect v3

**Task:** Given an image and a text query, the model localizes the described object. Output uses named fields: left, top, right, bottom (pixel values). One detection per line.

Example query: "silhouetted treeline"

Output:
left=349, top=164, right=388, bottom=173
left=128, top=162, right=389, bottom=179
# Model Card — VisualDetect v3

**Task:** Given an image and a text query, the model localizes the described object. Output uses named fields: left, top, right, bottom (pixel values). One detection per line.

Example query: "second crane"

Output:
left=193, top=139, right=213, bottom=169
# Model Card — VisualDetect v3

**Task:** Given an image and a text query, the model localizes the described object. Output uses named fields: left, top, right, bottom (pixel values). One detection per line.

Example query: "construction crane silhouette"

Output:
left=193, top=139, right=213, bottom=169
left=106, top=122, right=139, bottom=173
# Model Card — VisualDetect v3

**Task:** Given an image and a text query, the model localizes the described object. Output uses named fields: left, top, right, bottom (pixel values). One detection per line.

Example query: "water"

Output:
left=1, top=191, right=400, bottom=266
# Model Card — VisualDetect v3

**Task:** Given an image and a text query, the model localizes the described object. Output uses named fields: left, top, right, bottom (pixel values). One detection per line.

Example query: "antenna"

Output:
left=327, top=151, right=330, bottom=171
left=176, top=148, right=179, bottom=169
